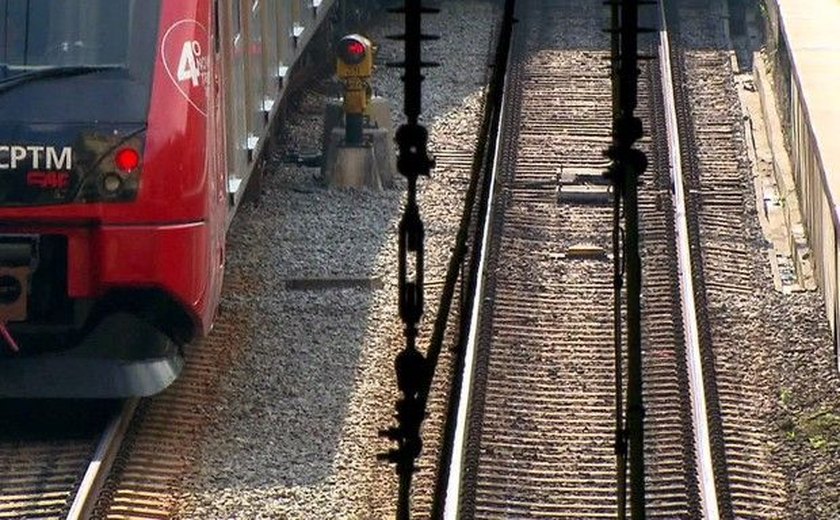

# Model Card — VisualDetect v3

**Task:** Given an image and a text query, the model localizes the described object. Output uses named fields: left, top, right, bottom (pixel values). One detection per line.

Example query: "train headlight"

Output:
left=102, top=173, right=123, bottom=193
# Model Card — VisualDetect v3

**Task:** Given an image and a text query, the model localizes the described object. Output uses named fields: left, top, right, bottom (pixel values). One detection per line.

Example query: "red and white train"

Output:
left=0, top=0, right=342, bottom=397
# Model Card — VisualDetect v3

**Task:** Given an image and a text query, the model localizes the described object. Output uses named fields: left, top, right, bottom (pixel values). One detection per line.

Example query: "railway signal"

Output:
left=336, top=34, right=374, bottom=145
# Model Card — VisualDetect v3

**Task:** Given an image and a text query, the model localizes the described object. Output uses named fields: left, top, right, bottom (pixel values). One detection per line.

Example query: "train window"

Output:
left=214, top=0, right=221, bottom=54
left=0, top=0, right=141, bottom=73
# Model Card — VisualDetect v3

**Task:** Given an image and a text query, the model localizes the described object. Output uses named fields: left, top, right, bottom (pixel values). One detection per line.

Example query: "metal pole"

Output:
left=608, top=1, right=629, bottom=518
left=380, top=2, right=438, bottom=519
left=345, top=112, right=363, bottom=145
left=624, top=166, right=645, bottom=520
left=618, top=0, right=646, bottom=517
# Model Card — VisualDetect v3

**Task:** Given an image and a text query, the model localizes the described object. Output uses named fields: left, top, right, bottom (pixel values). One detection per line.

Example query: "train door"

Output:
left=222, top=0, right=249, bottom=204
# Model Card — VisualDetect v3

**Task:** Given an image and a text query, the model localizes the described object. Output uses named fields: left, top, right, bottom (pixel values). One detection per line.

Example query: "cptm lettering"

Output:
left=0, top=146, right=73, bottom=170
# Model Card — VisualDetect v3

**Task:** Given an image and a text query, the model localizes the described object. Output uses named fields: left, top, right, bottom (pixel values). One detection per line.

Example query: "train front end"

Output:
left=0, top=0, right=223, bottom=398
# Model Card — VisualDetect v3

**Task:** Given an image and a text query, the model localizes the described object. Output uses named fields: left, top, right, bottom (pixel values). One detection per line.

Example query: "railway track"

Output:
left=0, top=399, right=131, bottom=520
left=449, top=0, right=701, bottom=517
left=640, top=41, right=704, bottom=520
left=444, top=0, right=798, bottom=516
left=88, top=286, right=256, bottom=519
left=665, top=0, right=789, bottom=516
left=0, top=281, right=255, bottom=520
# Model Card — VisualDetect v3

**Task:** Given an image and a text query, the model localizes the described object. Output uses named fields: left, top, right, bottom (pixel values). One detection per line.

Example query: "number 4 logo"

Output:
left=177, top=40, right=202, bottom=86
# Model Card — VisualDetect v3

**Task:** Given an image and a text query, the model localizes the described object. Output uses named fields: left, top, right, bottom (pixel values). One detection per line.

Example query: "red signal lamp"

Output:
left=115, top=148, right=140, bottom=173
left=346, top=41, right=365, bottom=56
left=338, top=35, right=369, bottom=65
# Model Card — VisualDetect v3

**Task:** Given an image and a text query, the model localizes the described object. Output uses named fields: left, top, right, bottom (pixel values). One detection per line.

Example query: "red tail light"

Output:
left=115, top=148, right=140, bottom=173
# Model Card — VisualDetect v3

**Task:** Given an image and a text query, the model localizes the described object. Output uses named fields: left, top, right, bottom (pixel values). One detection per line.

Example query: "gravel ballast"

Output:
left=177, top=2, right=498, bottom=518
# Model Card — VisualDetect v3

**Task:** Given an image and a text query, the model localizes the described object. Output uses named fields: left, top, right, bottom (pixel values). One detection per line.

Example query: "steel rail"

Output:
left=440, top=45, right=510, bottom=520
left=656, top=1, right=719, bottom=518
left=429, top=3, right=516, bottom=517
left=66, top=398, right=138, bottom=520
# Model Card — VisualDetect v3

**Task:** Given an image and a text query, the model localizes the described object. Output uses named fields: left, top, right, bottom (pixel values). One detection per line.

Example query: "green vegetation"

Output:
left=777, top=389, right=839, bottom=449
left=799, top=410, right=840, bottom=450
left=779, top=387, right=792, bottom=408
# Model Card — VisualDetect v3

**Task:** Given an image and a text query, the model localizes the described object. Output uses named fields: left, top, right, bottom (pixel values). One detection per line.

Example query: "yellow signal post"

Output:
left=336, top=34, right=373, bottom=145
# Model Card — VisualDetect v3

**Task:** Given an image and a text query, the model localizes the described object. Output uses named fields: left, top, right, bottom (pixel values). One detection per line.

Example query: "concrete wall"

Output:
left=789, top=77, right=839, bottom=336
left=760, top=0, right=792, bottom=152
left=761, top=0, right=840, bottom=358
